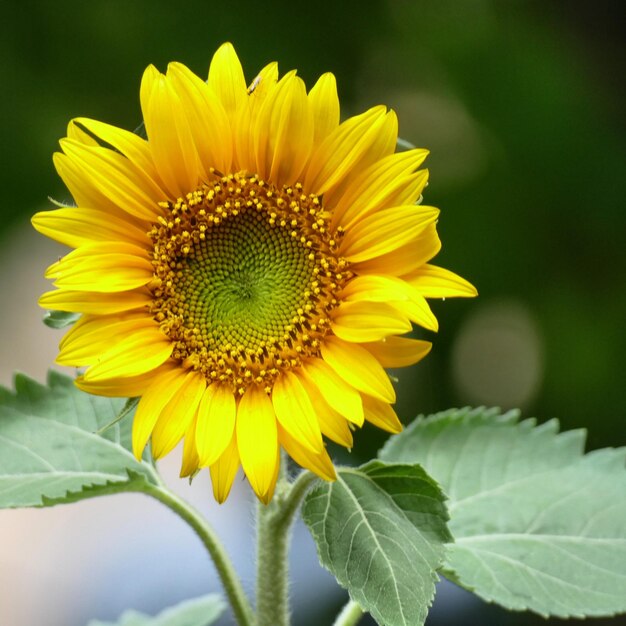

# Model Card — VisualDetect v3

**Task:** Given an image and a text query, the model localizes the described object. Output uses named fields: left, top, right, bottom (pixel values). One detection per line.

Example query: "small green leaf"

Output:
left=43, top=310, right=81, bottom=329
left=380, top=407, right=626, bottom=619
left=86, top=594, right=225, bottom=626
left=0, top=371, right=158, bottom=508
left=302, top=461, right=451, bottom=626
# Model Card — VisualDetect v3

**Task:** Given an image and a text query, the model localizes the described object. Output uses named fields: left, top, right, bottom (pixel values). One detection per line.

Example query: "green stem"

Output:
left=256, top=470, right=318, bottom=626
left=332, top=600, right=364, bottom=626
left=144, top=482, right=255, bottom=626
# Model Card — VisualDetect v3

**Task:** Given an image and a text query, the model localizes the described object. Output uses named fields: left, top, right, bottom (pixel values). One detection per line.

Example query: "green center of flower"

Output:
left=148, top=172, right=349, bottom=394
left=179, top=210, right=315, bottom=349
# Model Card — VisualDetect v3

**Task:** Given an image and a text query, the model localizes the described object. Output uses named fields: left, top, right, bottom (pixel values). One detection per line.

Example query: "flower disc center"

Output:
left=148, top=172, right=349, bottom=392
left=180, top=209, right=316, bottom=350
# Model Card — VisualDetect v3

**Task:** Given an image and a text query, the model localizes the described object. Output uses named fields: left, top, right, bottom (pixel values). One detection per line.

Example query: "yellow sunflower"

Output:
left=33, top=43, right=476, bottom=503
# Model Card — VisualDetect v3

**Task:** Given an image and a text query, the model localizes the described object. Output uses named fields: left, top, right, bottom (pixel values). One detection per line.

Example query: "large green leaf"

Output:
left=86, top=594, right=225, bottom=626
left=0, top=371, right=158, bottom=508
left=380, top=407, right=626, bottom=618
left=302, top=461, right=451, bottom=626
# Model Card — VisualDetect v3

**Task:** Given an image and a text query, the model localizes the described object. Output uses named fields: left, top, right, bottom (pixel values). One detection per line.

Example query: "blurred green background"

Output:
left=1, top=1, right=624, bottom=625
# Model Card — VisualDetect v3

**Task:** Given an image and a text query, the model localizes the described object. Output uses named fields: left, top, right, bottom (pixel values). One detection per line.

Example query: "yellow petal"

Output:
left=39, top=288, right=150, bottom=314
left=67, top=120, right=99, bottom=146
left=317, top=407, right=354, bottom=449
left=82, top=327, right=173, bottom=381
left=54, top=152, right=122, bottom=214
left=260, top=447, right=282, bottom=505
left=232, top=98, right=253, bottom=172
left=362, top=395, right=403, bottom=433
left=341, top=275, right=439, bottom=332
left=321, top=337, right=395, bottom=403
left=57, top=313, right=154, bottom=366
left=196, top=383, right=237, bottom=466
left=272, top=370, right=324, bottom=453
left=254, top=72, right=314, bottom=187
left=151, top=372, right=206, bottom=459
left=403, top=264, right=478, bottom=298
left=330, top=148, right=429, bottom=230
left=340, top=205, right=439, bottom=263
left=278, top=426, right=336, bottom=482
left=341, top=275, right=410, bottom=303
left=45, top=241, right=148, bottom=274
left=75, top=368, right=162, bottom=398
left=353, top=223, right=441, bottom=276
left=391, top=290, right=439, bottom=332
left=308, top=72, right=340, bottom=146
left=132, top=366, right=189, bottom=458
left=298, top=374, right=354, bottom=447
left=32, top=207, right=149, bottom=249
left=304, top=106, right=387, bottom=195
left=60, top=139, right=164, bottom=221
left=248, top=62, right=279, bottom=104
left=208, top=42, right=247, bottom=116
left=180, top=416, right=200, bottom=478
left=167, top=62, right=233, bottom=175
left=302, top=358, right=364, bottom=426
left=236, top=387, right=278, bottom=501
left=71, top=118, right=167, bottom=196
left=233, top=62, right=279, bottom=172
left=331, top=301, right=411, bottom=343
left=210, top=433, right=240, bottom=504
left=338, top=170, right=429, bottom=231
left=362, top=336, right=432, bottom=368
left=140, top=65, right=201, bottom=198
left=46, top=242, right=153, bottom=292
left=321, top=109, right=398, bottom=204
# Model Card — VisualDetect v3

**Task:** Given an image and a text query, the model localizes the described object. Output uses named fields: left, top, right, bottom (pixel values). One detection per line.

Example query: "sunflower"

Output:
left=33, top=43, right=476, bottom=503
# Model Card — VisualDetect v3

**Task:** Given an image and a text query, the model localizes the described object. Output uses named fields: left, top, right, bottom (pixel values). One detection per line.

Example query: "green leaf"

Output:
left=86, top=594, right=225, bottom=626
left=302, top=461, right=451, bottom=626
left=380, top=407, right=626, bottom=619
left=0, top=371, right=158, bottom=508
left=43, top=310, right=81, bottom=329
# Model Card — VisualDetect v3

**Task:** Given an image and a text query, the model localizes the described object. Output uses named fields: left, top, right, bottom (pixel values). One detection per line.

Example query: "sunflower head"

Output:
left=33, top=43, right=476, bottom=503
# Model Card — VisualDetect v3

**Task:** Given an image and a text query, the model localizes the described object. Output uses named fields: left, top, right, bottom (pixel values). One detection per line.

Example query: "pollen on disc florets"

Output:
left=148, top=171, right=349, bottom=395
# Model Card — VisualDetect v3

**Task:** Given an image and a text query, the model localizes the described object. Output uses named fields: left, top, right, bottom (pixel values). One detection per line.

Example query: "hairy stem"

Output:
left=256, top=470, right=318, bottom=626
left=144, top=483, right=254, bottom=626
